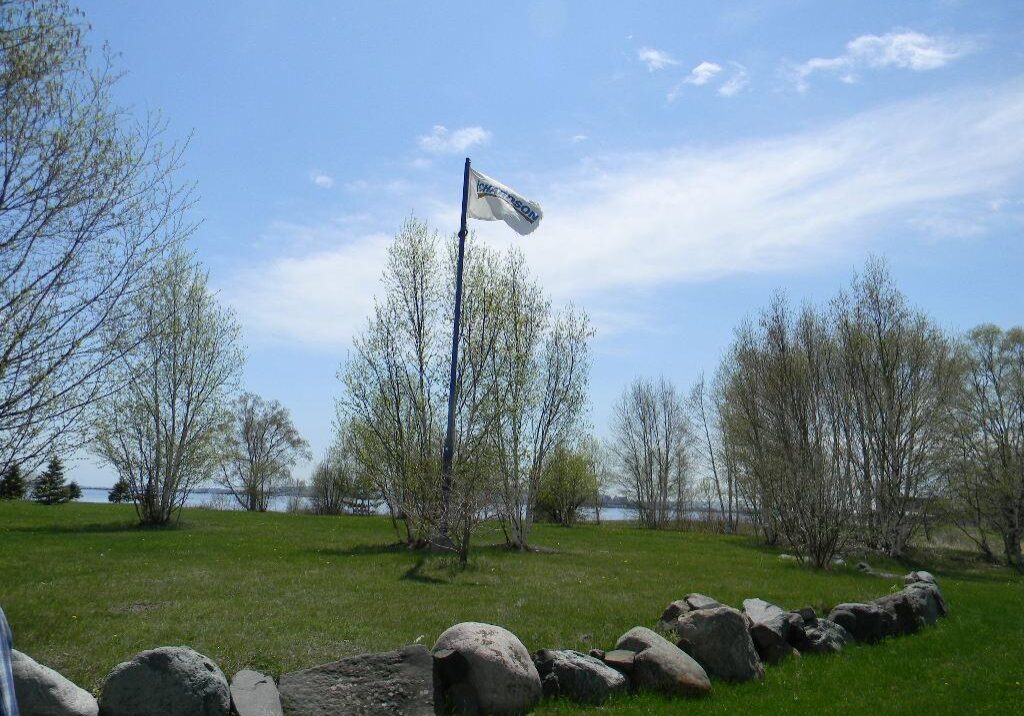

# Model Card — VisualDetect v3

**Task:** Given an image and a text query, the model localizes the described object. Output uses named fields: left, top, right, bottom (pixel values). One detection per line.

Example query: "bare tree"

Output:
left=1, top=0, right=192, bottom=475
left=722, top=297, right=857, bottom=567
left=689, top=373, right=740, bottom=533
left=489, top=250, right=591, bottom=549
left=833, top=258, right=957, bottom=556
left=943, top=325, right=1024, bottom=570
left=611, top=376, right=692, bottom=529
left=91, top=251, right=243, bottom=525
left=217, top=392, right=311, bottom=511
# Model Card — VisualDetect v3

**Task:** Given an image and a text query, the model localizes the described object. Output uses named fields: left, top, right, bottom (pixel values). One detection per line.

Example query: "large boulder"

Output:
left=99, top=646, right=229, bottom=716
left=742, top=598, right=785, bottom=625
left=658, top=594, right=721, bottom=630
left=432, top=622, right=541, bottom=715
left=798, top=619, right=852, bottom=654
left=872, top=581, right=947, bottom=636
left=532, top=650, right=627, bottom=705
left=278, top=645, right=434, bottom=716
left=674, top=607, right=764, bottom=682
left=904, top=571, right=937, bottom=586
left=230, top=670, right=283, bottom=716
left=827, top=603, right=892, bottom=643
left=749, top=613, right=800, bottom=665
left=614, top=627, right=711, bottom=697
left=11, top=650, right=98, bottom=716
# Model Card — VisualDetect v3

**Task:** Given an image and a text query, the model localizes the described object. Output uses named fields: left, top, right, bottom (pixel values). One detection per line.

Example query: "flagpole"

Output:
left=440, top=156, right=471, bottom=537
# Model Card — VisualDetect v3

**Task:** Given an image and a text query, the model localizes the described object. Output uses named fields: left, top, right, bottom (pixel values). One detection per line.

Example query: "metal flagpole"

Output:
left=439, top=157, right=471, bottom=537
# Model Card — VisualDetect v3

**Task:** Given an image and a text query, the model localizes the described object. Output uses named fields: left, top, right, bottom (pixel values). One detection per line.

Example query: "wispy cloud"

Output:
left=684, top=61, right=723, bottom=86
left=792, top=31, right=975, bottom=91
left=418, top=125, right=491, bottom=154
left=638, top=47, right=679, bottom=72
left=718, top=63, right=749, bottom=96
left=227, top=83, right=1024, bottom=348
left=309, top=171, right=334, bottom=189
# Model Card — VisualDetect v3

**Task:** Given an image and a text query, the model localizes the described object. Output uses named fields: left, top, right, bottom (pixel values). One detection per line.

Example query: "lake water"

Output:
left=79, top=487, right=639, bottom=522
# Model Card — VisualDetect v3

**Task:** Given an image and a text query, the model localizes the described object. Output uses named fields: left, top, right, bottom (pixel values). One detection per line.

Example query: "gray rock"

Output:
left=871, top=582, right=948, bottom=637
left=827, top=603, right=890, bottom=643
left=904, top=582, right=947, bottom=623
left=904, top=570, right=937, bottom=586
left=11, top=650, right=98, bottom=716
left=798, top=619, right=852, bottom=654
left=230, top=670, right=283, bottom=716
left=749, top=614, right=799, bottom=666
left=658, top=594, right=722, bottom=630
left=872, top=590, right=920, bottom=635
left=785, top=613, right=812, bottom=649
left=742, top=598, right=785, bottom=625
left=99, top=646, right=229, bottom=716
left=674, top=607, right=763, bottom=682
left=432, top=622, right=541, bottom=716
left=278, top=645, right=434, bottom=716
left=615, top=627, right=711, bottom=697
left=796, top=607, right=816, bottom=623
left=532, top=650, right=627, bottom=705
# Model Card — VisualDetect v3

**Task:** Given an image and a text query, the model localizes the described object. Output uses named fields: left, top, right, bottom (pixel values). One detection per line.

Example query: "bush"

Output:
left=108, top=478, right=132, bottom=504
left=0, top=464, right=27, bottom=500
left=536, top=444, right=599, bottom=526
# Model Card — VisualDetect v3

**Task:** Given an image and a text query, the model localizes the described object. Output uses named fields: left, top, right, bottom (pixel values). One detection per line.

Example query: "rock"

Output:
left=11, top=649, right=98, bottom=716
left=871, top=582, right=948, bottom=637
left=614, top=627, right=711, bottom=697
left=856, top=561, right=872, bottom=572
left=432, top=622, right=541, bottom=716
left=778, top=553, right=800, bottom=562
left=278, top=645, right=434, bottom=716
left=658, top=594, right=722, bottom=630
left=904, top=570, right=937, bottom=586
left=742, top=598, right=785, bottom=625
left=674, top=607, right=763, bottom=682
left=872, top=590, right=920, bottom=636
left=229, top=670, right=283, bottom=716
left=904, top=581, right=948, bottom=623
left=532, top=650, right=627, bottom=705
left=827, top=603, right=890, bottom=643
left=798, top=619, right=852, bottom=654
left=796, top=607, right=817, bottom=623
left=99, top=646, right=229, bottom=716
left=601, top=650, right=635, bottom=675
left=749, top=614, right=799, bottom=666
left=587, top=648, right=605, bottom=660
left=784, top=613, right=812, bottom=649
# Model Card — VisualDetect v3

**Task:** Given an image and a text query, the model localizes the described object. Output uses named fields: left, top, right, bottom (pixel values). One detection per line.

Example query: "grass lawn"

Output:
left=1, top=501, right=1021, bottom=715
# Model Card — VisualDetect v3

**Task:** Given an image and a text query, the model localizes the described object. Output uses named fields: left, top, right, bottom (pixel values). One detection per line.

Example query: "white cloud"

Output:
left=418, top=125, right=491, bottom=154
left=227, top=83, right=1024, bottom=349
left=793, top=31, right=974, bottom=91
left=571, top=134, right=589, bottom=144
left=717, top=63, right=749, bottom=96
left=638, top=47, right=679, bottom=72
left=309, top=171, right=334, bottom=188
left=684, top=61, right=723, bottom=86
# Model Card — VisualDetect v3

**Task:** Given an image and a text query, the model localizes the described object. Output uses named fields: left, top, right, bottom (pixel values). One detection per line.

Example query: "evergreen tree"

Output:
left=108, top=478, right=132, bottom=504
left=32, top=456, right=69, bottom=505
left=0, top=464, right=27, bottom=500
left=66, top=480, right=82, bottom=501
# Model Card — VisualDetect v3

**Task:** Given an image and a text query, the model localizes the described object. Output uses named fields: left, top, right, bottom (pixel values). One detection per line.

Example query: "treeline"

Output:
left=610, top=259, right=1023, bottom=571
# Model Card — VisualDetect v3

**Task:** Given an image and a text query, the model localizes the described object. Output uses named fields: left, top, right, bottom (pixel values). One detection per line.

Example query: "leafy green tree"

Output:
left=536, top=444, right=599, bottom=526
left=0, top=464, right=27, bottom=499
left=32, top=456, right=68, bottom=505
left=107, top=478, right=132, bottom=504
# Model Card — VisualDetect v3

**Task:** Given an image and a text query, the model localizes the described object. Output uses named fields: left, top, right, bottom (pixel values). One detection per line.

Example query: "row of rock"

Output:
left=9, top=571, right=947, bottom=716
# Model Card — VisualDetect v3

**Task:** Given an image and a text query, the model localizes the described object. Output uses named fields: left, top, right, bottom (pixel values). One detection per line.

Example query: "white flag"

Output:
left=467, top=168, right=543, bottom=236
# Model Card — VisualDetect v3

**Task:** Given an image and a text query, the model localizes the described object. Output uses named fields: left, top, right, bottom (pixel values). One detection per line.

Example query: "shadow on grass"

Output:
left=401, top=558, right=449, bottom=585
left=5, top=521, right=155, bottom=535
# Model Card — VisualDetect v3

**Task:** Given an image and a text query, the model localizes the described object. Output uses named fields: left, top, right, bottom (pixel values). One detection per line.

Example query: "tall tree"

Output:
left=1, top=0, right=192, bottom=476
left=611, top=376, right=693, bottom=529
left=91, top=251, right=243, bottom=525
left=217, top=393, right=311, bottom=511
left=0, top=463, right=26, bottom=500
left=944, top=325, right=1024, bottom=570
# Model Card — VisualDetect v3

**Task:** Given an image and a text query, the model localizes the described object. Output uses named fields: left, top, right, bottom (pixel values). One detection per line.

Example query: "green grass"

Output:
left=1, top=502, right=1022, bottom=714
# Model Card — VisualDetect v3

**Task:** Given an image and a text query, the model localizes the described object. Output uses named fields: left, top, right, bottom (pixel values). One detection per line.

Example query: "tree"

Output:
left=108, top=477, right=132, bottom=504
left=535, top=443, right=599, bottom=526
left=943, top=325, right=1024, bottom=570
left=610, top=377, right=693, bottom=529
left=308, top=430, right=377, bottom=516
left=721, top=297, right=858, bottom=567
left=0, top=463, right=27, bottom=500
left=689, top=372, right=741, bottom=534
left=31, top=455, right=68, bottom=505
left=217, top=392, right=311, bottom=511
left=91, top=251, right=243, bottom=525
left=66, top=480, right=81, bottom=501
left=489, top=251, right=591, bottom=549
left=833, top=259, right=957, bottom=556
left=1, top=0, right=192, bottom=477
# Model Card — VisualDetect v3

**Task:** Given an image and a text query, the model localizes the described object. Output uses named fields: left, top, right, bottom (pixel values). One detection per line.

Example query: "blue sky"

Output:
left=73, top=0, right=1024, bottom=486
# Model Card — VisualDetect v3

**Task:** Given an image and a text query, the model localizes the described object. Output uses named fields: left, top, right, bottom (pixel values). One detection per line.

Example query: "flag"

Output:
left=467, top=168, right=543, bottom=236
